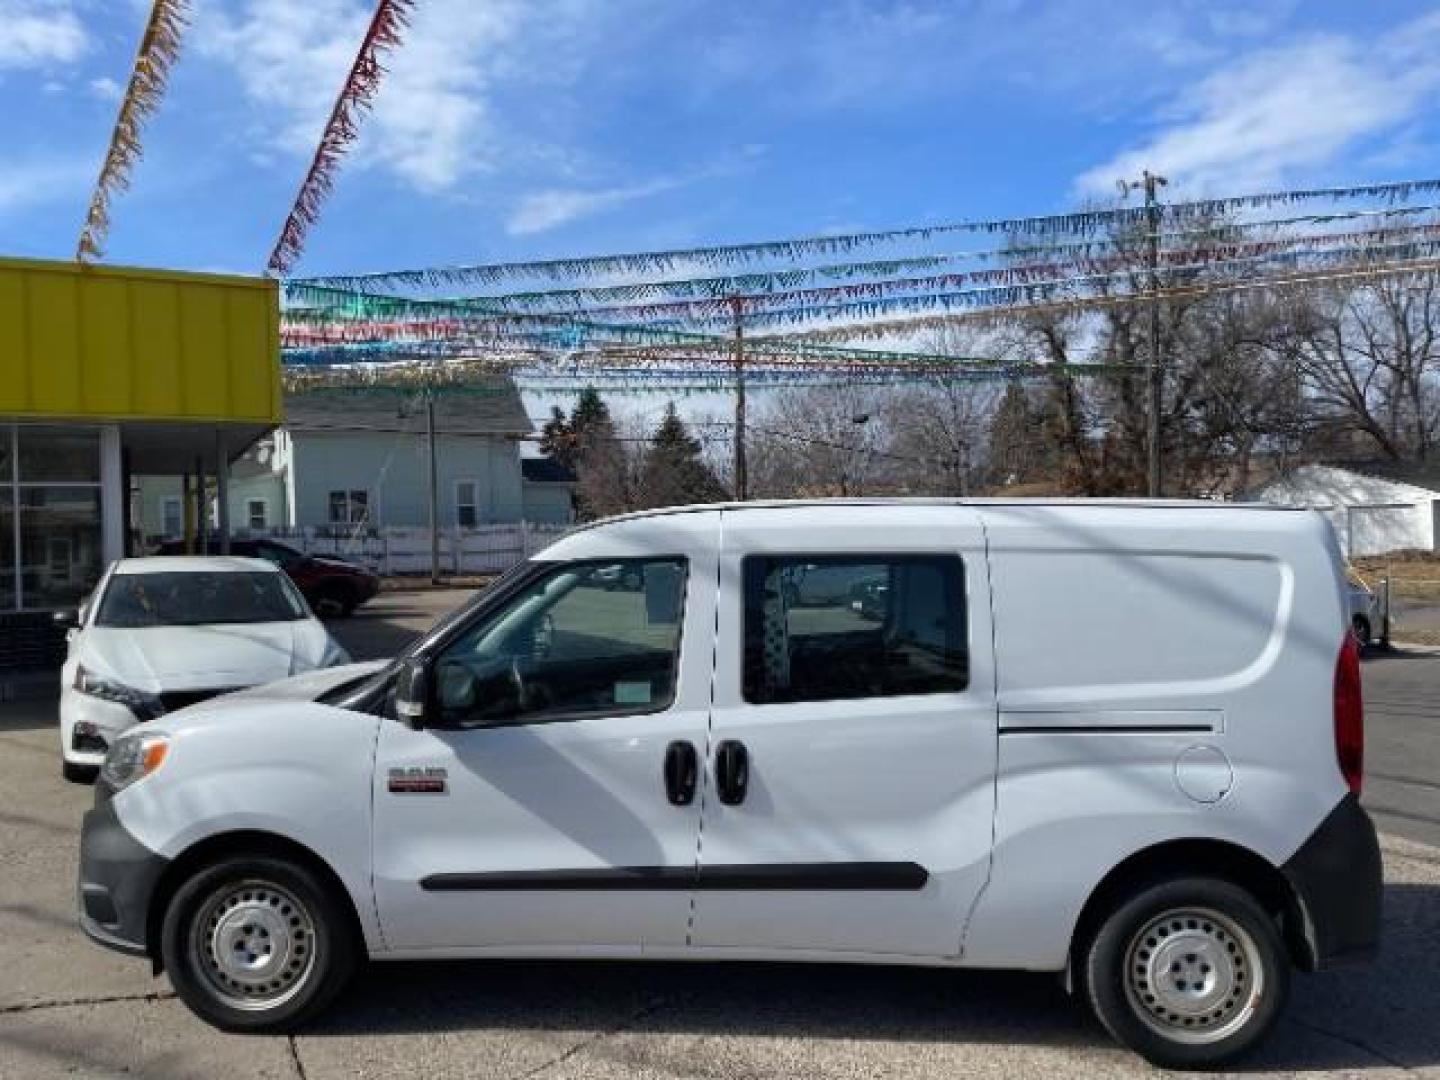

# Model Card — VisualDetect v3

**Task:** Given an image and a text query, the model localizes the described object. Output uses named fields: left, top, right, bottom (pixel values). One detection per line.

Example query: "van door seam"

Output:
left=958, top=510, right=1000, bottom=959
left=688, top=509, right=726, bottom=946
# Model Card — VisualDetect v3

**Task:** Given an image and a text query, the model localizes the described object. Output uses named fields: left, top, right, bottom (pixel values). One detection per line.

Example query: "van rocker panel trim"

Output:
left=419, top=862, right=929, bottom=892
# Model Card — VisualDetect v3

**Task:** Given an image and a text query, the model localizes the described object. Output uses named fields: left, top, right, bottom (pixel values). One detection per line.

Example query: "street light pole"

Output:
left=1142, top=170, right=1167, bottom=497
left=1123, top=169, right=1168, bottom=497
left=425, top=391, right=440, bottom=585
left=731, top=297, right=747, bottom=501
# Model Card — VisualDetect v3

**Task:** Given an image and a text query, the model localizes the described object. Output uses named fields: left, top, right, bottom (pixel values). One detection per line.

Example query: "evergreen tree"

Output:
left=568, top=388, right=631, bottom=520
left=537, top=406, right=576, bottom=470
left=570, top=387, right=613, bottom=442
left=638, top=403, right=728, bottom=509
left=986, top=381, right=1036, bottom=486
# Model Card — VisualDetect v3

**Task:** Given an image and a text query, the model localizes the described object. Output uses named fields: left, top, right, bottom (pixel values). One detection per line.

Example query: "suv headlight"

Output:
left=73, top=665, right=163, bottom=719
left=100, top=732, right=170, bottom=792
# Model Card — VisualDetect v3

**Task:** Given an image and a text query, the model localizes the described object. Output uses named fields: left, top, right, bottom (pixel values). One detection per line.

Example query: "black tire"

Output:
left=1352, top=615, right=1373, bottom=648
left=62, top=760, right=99, bottom=785
left=1082, top=876, right=1289, bottom=1069
left=311, top=584, right=355, bottom=619
left=160, top=855, right=358, bottom=1033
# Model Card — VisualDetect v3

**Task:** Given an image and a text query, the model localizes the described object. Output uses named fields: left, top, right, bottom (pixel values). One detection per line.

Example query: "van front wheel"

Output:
left=160, top=855, right=356, bottom=1032
left=1082, top=876, right=1289, bottom=1069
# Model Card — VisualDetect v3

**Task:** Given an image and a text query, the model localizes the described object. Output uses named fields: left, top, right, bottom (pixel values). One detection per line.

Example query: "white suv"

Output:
left=77, top=500, right=1380, bottom=1069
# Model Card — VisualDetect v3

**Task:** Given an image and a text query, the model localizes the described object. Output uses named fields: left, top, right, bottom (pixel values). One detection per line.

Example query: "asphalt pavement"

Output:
left=0, top=588, right=1436, bottom=1077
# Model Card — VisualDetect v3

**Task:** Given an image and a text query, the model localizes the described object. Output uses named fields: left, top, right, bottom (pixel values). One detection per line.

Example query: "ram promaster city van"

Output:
left=78, top=500, right=1380, bottom=1068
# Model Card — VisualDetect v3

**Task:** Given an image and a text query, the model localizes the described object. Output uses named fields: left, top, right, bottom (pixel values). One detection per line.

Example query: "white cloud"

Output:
left=193, top=0, right=581, bottom=194
left=507, top=178, right=684, bottom=235
left=0, top=0, right=87, bottom=70
left=505, top=145, right=766, bottom=235
left=89, top=75, right=121, bottom=100
left=0, top=158, right=91, bottom=216
left=1077, top=12, right=1440, bottom=195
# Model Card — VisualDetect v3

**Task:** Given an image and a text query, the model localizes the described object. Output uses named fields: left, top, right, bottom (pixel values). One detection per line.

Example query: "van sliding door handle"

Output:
left=663, top=741, right=698, bottom=805
left=715, top=740, right=749, bottom=806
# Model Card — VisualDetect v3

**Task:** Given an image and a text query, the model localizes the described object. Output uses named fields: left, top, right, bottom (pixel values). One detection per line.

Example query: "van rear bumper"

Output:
left=1281, top=792, right=1382, bottom=969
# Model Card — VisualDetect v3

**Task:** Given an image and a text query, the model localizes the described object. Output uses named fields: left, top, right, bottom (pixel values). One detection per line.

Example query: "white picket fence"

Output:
left=240, top=522, right=572, bottom=575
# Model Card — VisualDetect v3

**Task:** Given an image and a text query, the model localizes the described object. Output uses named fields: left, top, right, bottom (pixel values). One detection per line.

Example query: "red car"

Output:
left=153, top=538, right=380, bottom=617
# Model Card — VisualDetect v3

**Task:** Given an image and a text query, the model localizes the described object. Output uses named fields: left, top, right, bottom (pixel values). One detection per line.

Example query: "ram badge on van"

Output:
left=76, top=500, right=1380, bottom=1068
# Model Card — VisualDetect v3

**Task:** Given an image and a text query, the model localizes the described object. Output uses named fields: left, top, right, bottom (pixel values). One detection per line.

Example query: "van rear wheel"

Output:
left=160, top=855, right=356, bottom=1032
left=1082, top=876, right=1289, bottom=1069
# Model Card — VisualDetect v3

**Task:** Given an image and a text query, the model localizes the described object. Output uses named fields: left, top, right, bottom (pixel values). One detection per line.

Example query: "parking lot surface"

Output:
left=2, top=588, right=1437, bottom=1078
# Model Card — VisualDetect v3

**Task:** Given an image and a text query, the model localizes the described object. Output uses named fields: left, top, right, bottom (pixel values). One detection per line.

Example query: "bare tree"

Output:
left=748, top=384, right=892, bottom=497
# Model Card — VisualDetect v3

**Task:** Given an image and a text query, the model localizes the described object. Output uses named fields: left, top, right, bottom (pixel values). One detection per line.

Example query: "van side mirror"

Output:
left=52, top=609, right=79, bottom=629
left=394, top=658, right=429, bottom=730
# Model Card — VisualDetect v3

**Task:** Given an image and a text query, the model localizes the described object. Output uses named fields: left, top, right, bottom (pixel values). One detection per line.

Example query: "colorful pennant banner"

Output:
left=76, top=0, right=190, bottom=262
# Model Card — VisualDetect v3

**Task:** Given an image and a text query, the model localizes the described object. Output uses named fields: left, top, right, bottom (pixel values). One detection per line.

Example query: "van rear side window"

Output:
left=742, top=555, right=968, bottom=704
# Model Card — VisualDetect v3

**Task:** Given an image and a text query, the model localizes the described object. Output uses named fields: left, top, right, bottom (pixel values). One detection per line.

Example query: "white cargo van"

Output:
left=77, top=500, right=1380, bottom=1068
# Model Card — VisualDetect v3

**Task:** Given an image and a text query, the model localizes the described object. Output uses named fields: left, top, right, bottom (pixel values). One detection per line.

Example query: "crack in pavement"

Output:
left=0, top=990, right=176, bottom=1016
left=287, top=1034, right=309, bottom=1080
left=512, top=996, right=679, bottom=1080
left=1289, top=1016, right=1413, bottom=1072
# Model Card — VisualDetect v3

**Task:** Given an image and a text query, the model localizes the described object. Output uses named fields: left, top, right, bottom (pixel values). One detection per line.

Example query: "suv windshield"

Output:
left=96, top=571, right=309, bottom=627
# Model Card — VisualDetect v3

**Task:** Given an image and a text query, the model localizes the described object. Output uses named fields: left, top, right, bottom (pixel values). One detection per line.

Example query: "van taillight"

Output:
left=1334, top=634, right=1364, bottom=796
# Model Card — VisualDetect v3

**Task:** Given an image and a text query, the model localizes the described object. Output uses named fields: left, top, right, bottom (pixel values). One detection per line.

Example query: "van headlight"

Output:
left=100, top=732, right=170, bottom=792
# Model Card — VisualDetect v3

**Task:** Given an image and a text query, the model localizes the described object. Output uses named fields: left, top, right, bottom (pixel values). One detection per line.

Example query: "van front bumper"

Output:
left=1281, top=792, right=1382, bottom=969
left=77, top=794, right=168, bottom=959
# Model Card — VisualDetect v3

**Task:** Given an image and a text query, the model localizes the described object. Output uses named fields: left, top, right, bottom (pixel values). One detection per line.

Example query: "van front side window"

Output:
left=742, top=555, right=967, bottom=704
left=433, top=558, right=687, bottom=727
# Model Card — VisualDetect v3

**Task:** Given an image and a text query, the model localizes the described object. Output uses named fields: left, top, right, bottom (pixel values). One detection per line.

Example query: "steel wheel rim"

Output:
left=1123, top=906, right=1265, bottom=1045
left=190, top=880, right=318, bottom=1011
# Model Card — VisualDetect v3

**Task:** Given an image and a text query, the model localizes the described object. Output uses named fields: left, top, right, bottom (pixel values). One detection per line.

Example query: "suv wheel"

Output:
left=1082, top=876, right=1289, bottom=1069
left=160, top=855, right=357, bottom=1032
left=311, top=585, right=355, bottom=619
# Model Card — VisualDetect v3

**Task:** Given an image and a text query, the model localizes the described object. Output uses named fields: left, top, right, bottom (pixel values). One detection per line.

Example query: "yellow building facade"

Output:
left=0, top=257, right=280, bottom=651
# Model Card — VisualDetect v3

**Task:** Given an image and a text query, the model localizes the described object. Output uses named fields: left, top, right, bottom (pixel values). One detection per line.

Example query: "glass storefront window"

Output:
left=17, top=425, right=99, bottom=483
left=20, top=486, right=102, bottom=609
left=0, top=490, right=14, bottom=610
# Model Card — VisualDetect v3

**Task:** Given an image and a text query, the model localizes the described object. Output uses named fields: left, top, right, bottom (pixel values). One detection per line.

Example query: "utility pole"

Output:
left=1139, top=170, right=1167, bottom=497
left=425, top=390, right=440, bottom=585
left=730, top=297, right=747, bottom=501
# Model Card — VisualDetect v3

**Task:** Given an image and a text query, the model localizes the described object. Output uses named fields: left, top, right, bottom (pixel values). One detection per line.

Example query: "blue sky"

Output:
left=3, top=0, right=1439, bottom=281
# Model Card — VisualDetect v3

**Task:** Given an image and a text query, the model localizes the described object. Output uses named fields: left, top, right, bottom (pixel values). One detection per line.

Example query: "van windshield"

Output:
left=96, top=572, right=309, bottom=627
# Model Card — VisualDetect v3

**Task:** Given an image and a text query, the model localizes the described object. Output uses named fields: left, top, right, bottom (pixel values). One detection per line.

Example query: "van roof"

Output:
left=569, top=496, right=1307, bottom=533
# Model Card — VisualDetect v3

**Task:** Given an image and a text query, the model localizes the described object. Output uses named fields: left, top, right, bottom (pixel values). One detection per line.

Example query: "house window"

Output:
left=247, top=499, right=268, bottom=529
left=455, top=480, right=479, bottom=528
left=162, top=497, right=183, bottom=538
left=328, top=490, right=370, bottom=525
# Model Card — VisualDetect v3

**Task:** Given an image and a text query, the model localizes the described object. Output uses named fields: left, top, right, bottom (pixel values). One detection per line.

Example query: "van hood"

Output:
left=219, top=660, right=389, bottom=703
left=144, top=661, right=390, bottom=740
left=82, top=621, right=333, bottom=692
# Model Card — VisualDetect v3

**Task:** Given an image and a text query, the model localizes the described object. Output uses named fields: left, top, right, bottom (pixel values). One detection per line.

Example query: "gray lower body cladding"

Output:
left=1281, top=792, right=1382, bottom=968
left=77, top=793, right=169, bottom=958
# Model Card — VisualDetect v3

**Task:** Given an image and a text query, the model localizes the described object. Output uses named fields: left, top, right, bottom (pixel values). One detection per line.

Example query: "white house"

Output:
left=135, top=381, right=576, bottom=542
left=1249, top=464, right=1440, bottom=555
